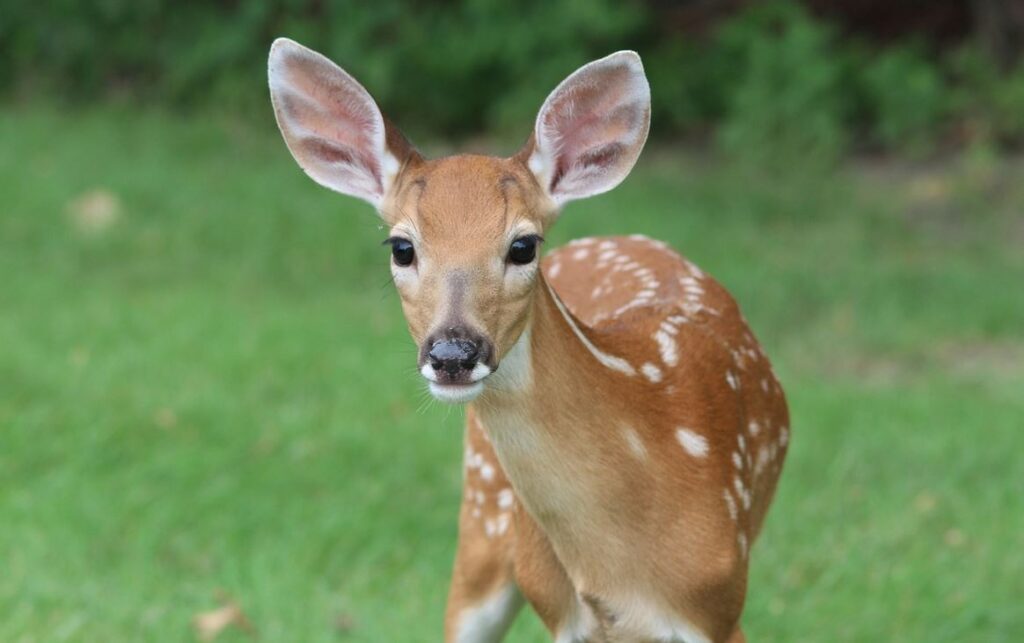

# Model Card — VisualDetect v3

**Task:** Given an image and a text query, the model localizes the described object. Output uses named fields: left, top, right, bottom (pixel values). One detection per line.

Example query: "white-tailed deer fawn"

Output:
left=269, top=39, right=789, bottom=643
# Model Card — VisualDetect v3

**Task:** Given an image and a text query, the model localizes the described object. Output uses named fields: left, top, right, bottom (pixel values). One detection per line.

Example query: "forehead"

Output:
left=389, top=155, right=546, bottom=241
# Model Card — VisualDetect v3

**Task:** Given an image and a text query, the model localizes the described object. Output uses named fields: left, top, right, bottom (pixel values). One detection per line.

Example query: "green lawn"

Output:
left=1, top=106, right=1022, bottom=642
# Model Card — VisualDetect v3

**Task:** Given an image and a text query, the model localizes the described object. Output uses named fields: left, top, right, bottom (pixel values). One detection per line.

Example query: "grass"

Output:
left=1, top=105, right=1022, bottom=642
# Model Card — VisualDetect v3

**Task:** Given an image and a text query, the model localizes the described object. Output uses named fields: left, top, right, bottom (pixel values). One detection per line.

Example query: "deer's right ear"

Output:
left=268, top=38, right=419, bottom=209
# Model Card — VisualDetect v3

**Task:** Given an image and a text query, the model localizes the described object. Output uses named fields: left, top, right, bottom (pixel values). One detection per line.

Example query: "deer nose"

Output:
left=428, top=339, right=479, bottom=376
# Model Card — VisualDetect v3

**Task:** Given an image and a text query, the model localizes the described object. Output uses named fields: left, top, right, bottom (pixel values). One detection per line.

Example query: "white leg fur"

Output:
left=454, top=583, right=524, bottom=643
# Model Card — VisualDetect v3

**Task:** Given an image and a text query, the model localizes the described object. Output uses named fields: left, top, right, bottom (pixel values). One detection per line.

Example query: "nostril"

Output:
left=460, top=341, right=479, bottom=367
left=427, top=338, right=480, bottom=375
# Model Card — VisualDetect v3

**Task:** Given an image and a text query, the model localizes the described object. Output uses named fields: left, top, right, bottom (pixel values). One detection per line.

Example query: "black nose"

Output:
left=428, top=338, right=479, bottom=376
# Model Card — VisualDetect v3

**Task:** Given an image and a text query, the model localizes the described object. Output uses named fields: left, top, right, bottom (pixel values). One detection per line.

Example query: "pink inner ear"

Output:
left=283, top=56, right=383, bottom=181
left=537, top=59, right=649, bottom=200
left=278, top=90, right=383, bottom=194
left=271, top=44, right=391, bottom=202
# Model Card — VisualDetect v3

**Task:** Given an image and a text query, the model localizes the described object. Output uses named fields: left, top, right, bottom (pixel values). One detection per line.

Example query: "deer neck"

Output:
left=473, top=274, right=633, bottom=535
left=476, top=272, right=616, bottom=423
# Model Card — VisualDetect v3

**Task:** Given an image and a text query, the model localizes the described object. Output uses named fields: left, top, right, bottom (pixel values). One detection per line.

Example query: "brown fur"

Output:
left=391, top=158, right=790, bottom=642
left=268, top=40, right=788, bottom=642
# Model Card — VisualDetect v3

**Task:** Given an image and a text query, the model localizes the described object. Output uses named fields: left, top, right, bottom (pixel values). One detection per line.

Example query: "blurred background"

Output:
left=2, top=1, right=1022, bottom=641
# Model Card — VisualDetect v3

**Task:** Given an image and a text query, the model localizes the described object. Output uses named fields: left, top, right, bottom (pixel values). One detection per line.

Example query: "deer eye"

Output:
left=386, top=237, right=415, bottom=267
left=508, top=235, right=542, bottom=265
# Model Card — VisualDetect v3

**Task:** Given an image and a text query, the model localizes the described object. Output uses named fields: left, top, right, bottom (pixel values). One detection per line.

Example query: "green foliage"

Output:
left=859, top=45, right=949, bottom=156
left=4, top=0, right=1024, bottom=155
left=949, top=46, right=1024, bottom=145
left=714, top=2, right=850, bottom=166
left=1, top=0, right=645, bottom=138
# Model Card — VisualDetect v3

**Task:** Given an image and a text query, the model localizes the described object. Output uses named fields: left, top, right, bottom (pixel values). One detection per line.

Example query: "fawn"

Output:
left=269, top=39, right=789, bottom=643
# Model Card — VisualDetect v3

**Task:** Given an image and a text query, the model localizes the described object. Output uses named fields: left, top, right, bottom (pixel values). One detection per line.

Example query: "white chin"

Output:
left=428, top=381, right=485, bottom=404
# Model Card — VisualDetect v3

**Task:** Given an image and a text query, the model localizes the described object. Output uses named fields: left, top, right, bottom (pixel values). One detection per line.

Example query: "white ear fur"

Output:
left=528, top=51, right=651, bottom=207
left=268, top=38, right=402, bottom=208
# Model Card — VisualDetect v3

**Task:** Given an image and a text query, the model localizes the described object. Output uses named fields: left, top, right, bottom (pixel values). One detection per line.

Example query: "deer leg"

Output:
left=445, top=410, right=523, bottom=643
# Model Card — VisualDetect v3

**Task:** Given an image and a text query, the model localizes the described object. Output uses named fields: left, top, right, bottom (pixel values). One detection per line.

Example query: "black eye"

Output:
left=508, top=235, right=541, bottom=265
left=387, top=237, right=415, bottom=267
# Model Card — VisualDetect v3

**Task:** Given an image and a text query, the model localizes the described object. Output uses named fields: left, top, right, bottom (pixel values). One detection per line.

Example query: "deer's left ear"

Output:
left=268, top=38, right=419, bottom=210
left=522, top=51, right=651, bottom=208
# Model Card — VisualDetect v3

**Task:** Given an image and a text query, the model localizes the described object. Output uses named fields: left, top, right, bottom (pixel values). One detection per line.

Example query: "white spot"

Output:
left=497, top=488, right=515, bottom=509
left=731, top=349, right=745, bottom=369
left=733, top=476, right=752, bottom=510
left=780, top=425, right=790, bottom=447
left=598, top=240, right=617, bottom=250
left=659, top=321, right=678, bottom=336
left=726, top=370, right=739, bottom=390
left=738, top=434, right=747, bottom=453
left=547, top=283, right=636, bottom=376
left=548, top=261, right=562, bottom=278
left=598, top=250, right=617, bottom=262
left=675, top=428, right=708, bottom=458
left=754, top=446, right=771, bottom=476
left=733, top=476, right=751, bottom=510
left=732, top=452, right=743, bottom=469
left=723, top=488, right=738, bottom=521
left=760, top=378, right=769, bottom=392
left=480, top=463, right=495, bottom=482
left=622, top=426, right=648, bottom=459
left=474, top=490, right=485, bottom=506
left=471, top=507, right=481, bottom=518
left=572, top=248, right=590, bottom=261
left=733, top=476, right=745, bottom=500
left=748, top=420, right=761, bottom=436
left=738, top=532, right=748, bottom=559
left=654, top=330, right=679, bottom=367
left=495, top=512, right=511, bottom=535
left=635, top=289, right=656, bottom=299
left=641, top=362, right=663, bottom=383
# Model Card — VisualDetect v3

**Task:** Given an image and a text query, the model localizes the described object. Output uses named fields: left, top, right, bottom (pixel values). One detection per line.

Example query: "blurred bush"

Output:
left=3, top=0, right=1024, bottom=156
left=859, top=45, right=949, bottom=156
left=715, top=2, right=850, bottom=165
left=0, top=0, right=645, bottom=141
left=949, top=45, right=1024, bottom=145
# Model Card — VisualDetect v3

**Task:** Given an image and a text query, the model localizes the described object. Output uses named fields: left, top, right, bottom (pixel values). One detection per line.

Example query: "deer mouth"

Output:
left=419, top=359, right=492, bottom=404
left=427, top=380, right=486, bottom=404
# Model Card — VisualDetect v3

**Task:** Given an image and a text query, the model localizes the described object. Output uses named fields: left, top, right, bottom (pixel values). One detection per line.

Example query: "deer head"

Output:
left=268, top=39, right=650, bottom=403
